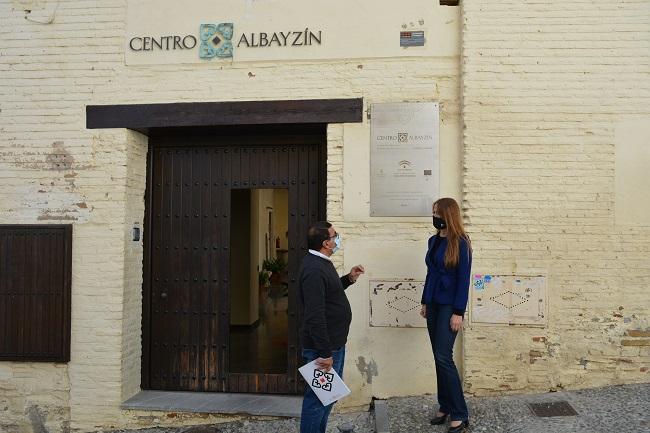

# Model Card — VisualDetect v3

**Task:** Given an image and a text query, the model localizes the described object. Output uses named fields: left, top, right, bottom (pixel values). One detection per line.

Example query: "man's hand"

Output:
left=420, top=304, right=426, bottom=318
left=348, top=265, right=365, bottom=282
left=315, top=357, right=334, bottom=372
left=450, top=314, right=463, bottom=332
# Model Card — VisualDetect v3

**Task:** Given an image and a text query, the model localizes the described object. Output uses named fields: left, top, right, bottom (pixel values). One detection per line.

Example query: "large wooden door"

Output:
left=142, top=126, right=325, bottom=394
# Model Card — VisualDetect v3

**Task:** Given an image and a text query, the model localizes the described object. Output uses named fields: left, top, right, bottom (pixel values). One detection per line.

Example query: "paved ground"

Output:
left=105, top=383, right=649, bottom=433
left=386, top=383, right=649, bottom=433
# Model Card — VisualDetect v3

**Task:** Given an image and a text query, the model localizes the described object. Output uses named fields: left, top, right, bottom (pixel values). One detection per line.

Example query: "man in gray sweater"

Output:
left=298, top=221, right=364, bottom=433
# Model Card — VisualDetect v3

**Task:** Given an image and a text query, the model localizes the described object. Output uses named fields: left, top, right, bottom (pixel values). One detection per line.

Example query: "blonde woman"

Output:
left=419, top=198, right=472, bottom=433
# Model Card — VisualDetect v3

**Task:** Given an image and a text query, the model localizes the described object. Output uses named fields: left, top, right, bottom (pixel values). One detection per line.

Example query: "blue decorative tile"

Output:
left=200, top=23, right=233, bottom=59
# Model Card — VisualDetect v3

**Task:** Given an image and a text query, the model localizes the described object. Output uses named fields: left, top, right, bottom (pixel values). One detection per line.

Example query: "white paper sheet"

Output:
left=298, top=360, right=351, bottom=406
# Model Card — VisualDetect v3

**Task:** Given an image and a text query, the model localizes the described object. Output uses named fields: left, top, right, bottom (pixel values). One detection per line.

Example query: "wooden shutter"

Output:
left=0, top=225, right=72, bottom=362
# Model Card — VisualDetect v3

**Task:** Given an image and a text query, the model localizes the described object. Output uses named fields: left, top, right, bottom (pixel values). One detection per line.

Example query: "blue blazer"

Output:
left=421, top=235, right=472, bottom=316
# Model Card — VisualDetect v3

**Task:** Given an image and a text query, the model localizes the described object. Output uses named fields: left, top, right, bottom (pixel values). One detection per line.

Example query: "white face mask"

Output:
left=325, top=234, right=340, bottom=254
left=332, top=234, right=341, bottom=254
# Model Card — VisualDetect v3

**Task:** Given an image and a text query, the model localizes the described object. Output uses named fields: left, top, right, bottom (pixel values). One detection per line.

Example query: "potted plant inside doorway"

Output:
left=263, top=257, right=287, bottom=298
left=262, top=257, right=286, bottom=284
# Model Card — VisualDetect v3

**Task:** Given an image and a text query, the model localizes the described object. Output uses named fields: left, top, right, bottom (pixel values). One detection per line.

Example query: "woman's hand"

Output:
left=420, top=304, right=426, bottom=318
left=450, top=314, right=463, bottom=332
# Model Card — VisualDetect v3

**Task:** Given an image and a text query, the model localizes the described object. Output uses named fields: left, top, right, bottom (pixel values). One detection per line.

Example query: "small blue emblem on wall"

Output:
left=199, top=23, right=233, bottom=59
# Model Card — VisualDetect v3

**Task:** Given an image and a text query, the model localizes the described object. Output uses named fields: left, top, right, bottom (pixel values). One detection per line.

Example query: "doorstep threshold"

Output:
left=122, top=390, right=302, bottom=418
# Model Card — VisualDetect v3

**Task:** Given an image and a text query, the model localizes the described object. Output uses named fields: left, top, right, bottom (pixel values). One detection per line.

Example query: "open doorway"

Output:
left=229, top=188, right=289, bottom=374
left=144, top=126, right=326, bottom=393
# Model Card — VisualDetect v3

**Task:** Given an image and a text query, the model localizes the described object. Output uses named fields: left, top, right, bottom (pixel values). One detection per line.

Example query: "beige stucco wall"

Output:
left=1, top=0, right=648, bottom=432
left=0, top=363, right=70, bottom=433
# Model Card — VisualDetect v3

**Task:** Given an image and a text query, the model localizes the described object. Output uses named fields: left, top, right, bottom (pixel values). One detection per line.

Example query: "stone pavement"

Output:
left=105, top=383, right=649, bottom=433
left=386, top=383, right=649, bottom=433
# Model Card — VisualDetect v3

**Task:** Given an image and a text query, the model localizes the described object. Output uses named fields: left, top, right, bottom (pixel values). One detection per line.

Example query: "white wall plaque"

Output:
left=369, top=279, right=426, bottom=328
left=470, top=274, right=547, bottom=326
left=370, top=102, right=440, bottom=216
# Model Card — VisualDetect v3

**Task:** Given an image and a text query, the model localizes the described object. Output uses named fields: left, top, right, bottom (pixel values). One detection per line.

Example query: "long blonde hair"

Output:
left=433, top=197, right=472, bottom=268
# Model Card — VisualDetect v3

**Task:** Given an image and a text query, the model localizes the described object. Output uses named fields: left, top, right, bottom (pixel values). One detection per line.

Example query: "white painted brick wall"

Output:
left=5, top=0, right=647, bottom=430
left=461, top=0, right=650, bottom=395
left=1, top=1, right=461, bottom=430
left=121, top=131, right=147, bottom=402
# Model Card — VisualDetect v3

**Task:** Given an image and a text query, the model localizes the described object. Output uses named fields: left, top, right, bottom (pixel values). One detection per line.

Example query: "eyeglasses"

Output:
left=328, top=232, right=339, bottom=240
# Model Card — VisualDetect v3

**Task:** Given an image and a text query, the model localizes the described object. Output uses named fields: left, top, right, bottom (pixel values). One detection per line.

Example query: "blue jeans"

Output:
left=300, top=346, right=345, bottom=433
left=426, top=303, right=469, bottom=422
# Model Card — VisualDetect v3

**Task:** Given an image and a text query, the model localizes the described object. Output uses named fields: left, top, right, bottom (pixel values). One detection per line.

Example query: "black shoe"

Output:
left=430, top=413, right=448, bottom=425
left=447, top=420, right=469, bottom=433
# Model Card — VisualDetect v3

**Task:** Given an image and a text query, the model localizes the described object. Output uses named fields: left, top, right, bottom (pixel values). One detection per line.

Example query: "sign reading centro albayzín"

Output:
left=128, top=23, right=323, bottom=60
left=124, top=0, right=456, bottom=65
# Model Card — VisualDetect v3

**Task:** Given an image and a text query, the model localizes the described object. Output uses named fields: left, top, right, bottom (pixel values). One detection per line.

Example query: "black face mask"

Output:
left=432, top=216, right=447, bottom=230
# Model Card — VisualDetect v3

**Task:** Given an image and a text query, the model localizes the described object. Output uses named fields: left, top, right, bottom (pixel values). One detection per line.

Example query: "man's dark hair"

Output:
left=307, top=221, right=332, bottom=251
